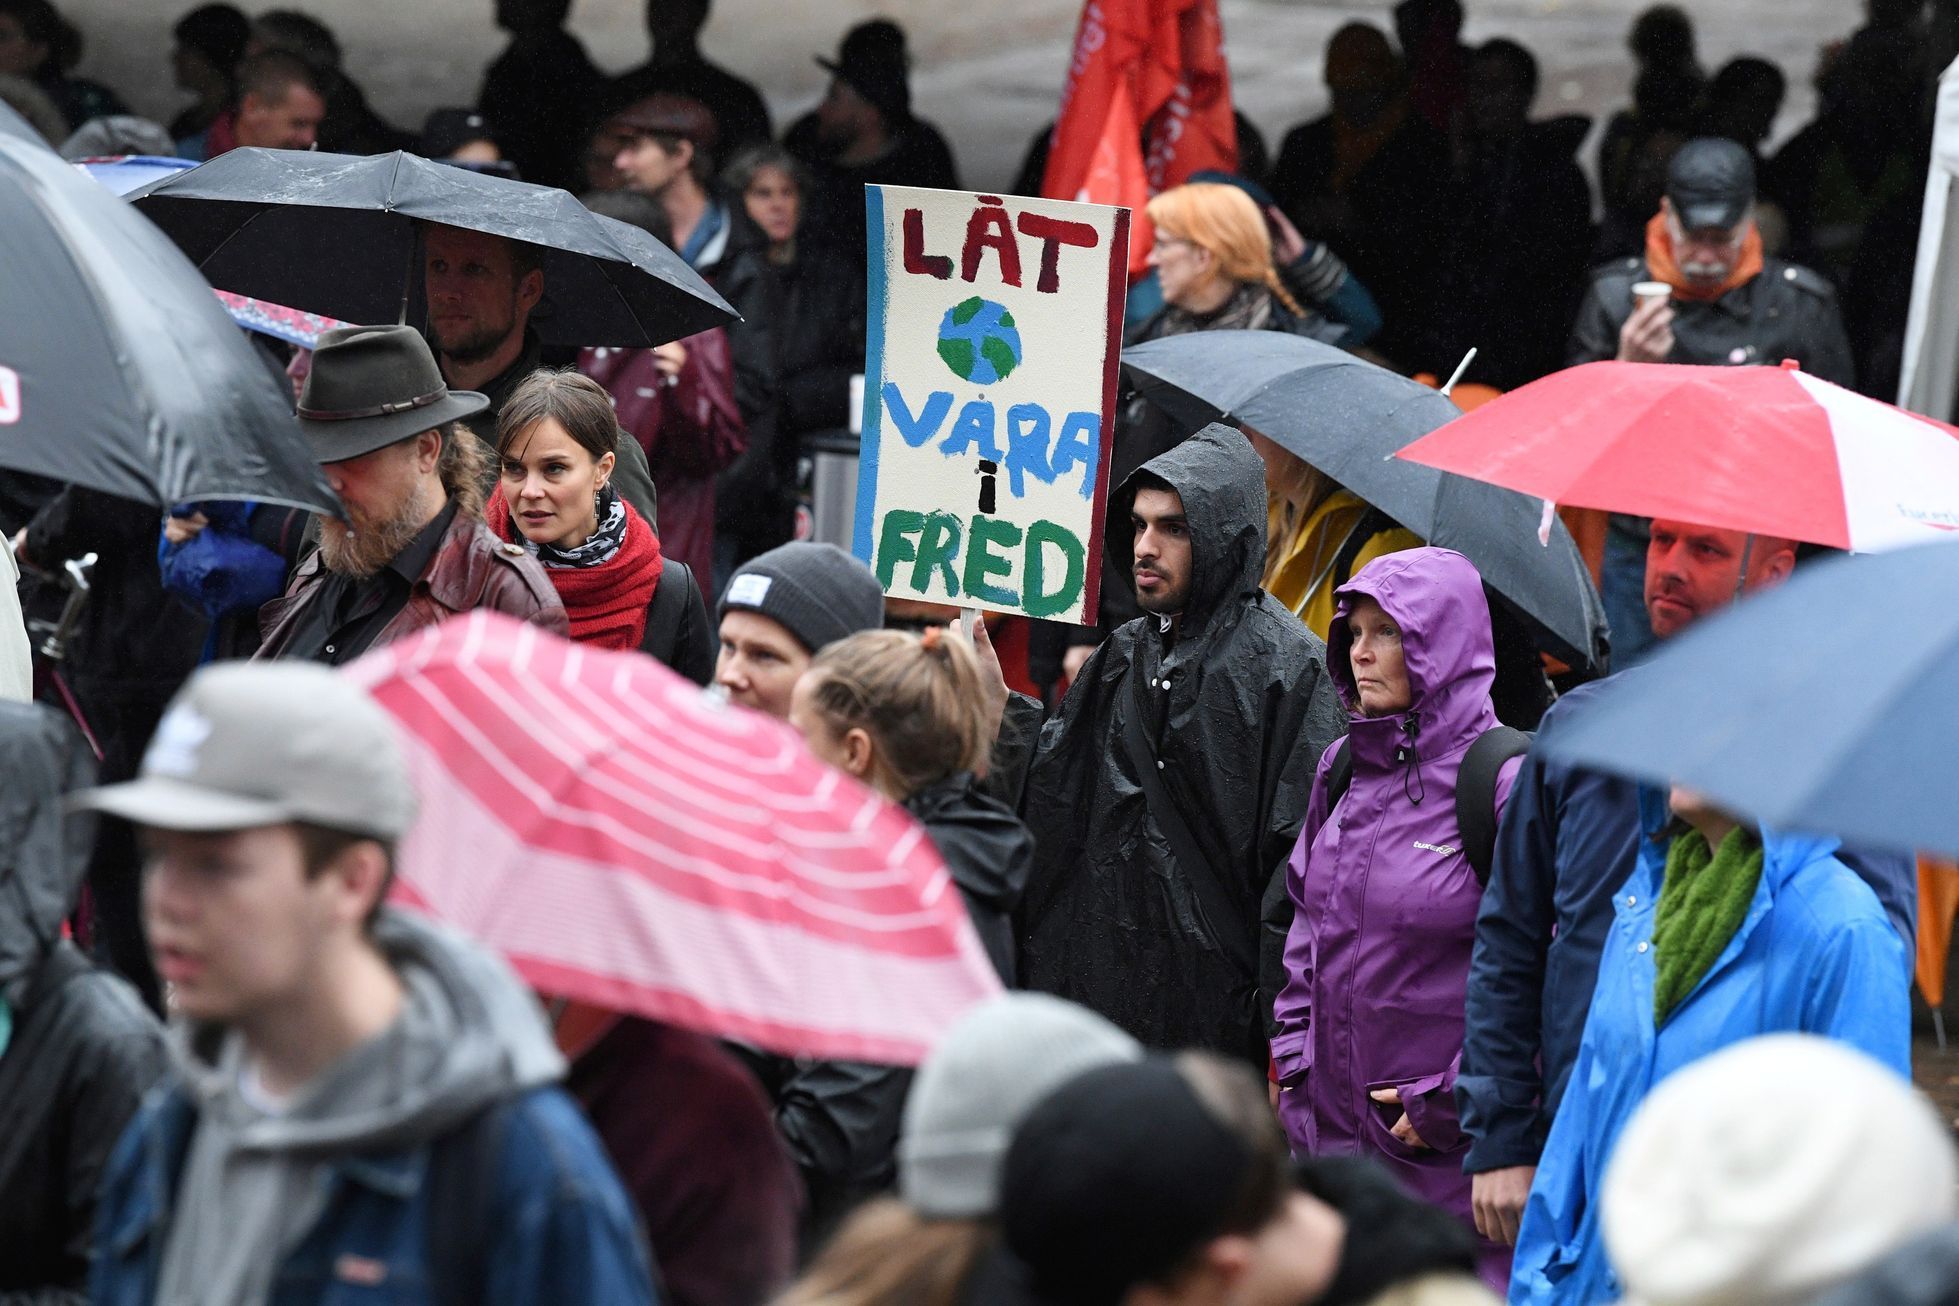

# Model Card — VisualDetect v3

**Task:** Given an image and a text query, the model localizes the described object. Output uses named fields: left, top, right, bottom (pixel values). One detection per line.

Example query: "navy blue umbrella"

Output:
left=1538, top=539, right=1959, bottom=857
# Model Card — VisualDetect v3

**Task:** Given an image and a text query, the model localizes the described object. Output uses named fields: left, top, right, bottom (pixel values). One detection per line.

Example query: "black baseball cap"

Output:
left=1666, top=137, right=1756, bottom=231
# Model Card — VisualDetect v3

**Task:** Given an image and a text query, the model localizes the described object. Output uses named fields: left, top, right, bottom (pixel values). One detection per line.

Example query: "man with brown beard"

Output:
left=422, top=224, right=660, bottom=529
left=256, top=324, right=567, bottom=663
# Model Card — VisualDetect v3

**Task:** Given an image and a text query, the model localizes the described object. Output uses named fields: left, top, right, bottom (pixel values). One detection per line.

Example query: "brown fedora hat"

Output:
left=296, top=325, right=490, bottom=463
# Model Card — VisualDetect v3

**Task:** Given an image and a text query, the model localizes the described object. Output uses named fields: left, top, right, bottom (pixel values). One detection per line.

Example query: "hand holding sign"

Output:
left=854, top=187, right=1129, bottom=626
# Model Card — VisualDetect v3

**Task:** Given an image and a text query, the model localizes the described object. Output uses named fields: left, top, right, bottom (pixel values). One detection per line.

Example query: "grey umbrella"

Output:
left=0, top=118, right=337, bottom=513
left=1122, top=330, right=1608, bottom=670
left=127, top=148, right=735, bottom=348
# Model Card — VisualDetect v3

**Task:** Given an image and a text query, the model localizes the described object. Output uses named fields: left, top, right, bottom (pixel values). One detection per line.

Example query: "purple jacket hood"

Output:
left=1327, top=546, right=1498, bottom=771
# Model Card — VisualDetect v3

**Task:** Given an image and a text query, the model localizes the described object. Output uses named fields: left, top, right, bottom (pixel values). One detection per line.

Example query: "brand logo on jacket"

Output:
left=1412, top=840, right=1459, bottom=856
left=0, top=366, right=19, bottom=425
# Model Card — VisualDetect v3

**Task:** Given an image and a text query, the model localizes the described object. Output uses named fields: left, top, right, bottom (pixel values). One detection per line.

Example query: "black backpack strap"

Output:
left=639, top=559, right=694, bottom=660
left=1324, top=738, right=1354, bottom=816
left=1329, top=508, right=1402, bottom=591
left=1455, top=727, right=1533, bottom=887
left=424, top=1092, right=522, bottom=1306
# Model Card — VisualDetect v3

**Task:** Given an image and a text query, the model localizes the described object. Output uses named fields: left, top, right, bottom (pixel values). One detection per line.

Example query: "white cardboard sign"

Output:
left=852, top=185, right=1129, bottom=623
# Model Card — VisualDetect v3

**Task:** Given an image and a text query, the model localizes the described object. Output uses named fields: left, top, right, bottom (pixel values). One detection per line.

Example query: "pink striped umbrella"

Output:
left=343, top=611, right=1003, bottom=1065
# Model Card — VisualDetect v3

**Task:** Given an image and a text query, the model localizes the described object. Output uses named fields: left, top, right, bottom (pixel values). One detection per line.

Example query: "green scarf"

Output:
left=1652, top=826, right=1765, bottom=1027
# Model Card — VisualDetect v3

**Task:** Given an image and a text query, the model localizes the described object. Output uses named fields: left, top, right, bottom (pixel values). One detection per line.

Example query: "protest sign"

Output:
left=853, top=186, right=1129, bottom=624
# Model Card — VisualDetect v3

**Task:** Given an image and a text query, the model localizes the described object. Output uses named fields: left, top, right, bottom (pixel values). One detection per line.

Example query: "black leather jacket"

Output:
left=1567, top=255, right=1856, bottom=387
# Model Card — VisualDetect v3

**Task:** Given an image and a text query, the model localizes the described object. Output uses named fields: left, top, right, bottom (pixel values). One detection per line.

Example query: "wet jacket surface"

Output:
left=0, top=705, right=166, bottom=1304
left=1507, top=819, right=1910, bottom=1305
left=580, top=331, right=747, bottom=584
left=749, top=771, right=1033, bottom=1249
left=257, top=510, right=568, bottom=659
left=569, top=1019, right=800, bottom=1306
left=1566, top=255, right=1856, bottom=386
left=1016, top=423, right=1346, bottom=1064
left=1271, top=549, right=1522, bottom=1286
left=906, top=774, right=1035, bottom=986
left=1458, top=677, right=1919, bottom=1175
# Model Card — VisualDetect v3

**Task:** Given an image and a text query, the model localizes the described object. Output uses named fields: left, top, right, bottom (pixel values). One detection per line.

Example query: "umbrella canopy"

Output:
left=211, top=291, right=349, bottom=349
left=72, top=156, right=354, bottom=348
left=1123, top=330, right=1608, bottom=670
left=1535, top=539, right=1959, bottom=858
left=73, top=153, right=194, bottom=195
left=0, top=131, right=337, bottom=513
left=1396, top=359, right=1959, bottom=549
left=344, top=612, right=1005, bottom=1065
left=129, top=148, right=735, bottom=349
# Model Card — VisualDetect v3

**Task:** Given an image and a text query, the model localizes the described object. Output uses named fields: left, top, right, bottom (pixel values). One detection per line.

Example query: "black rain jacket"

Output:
left=1011, top=423, right=1345, bottom=1065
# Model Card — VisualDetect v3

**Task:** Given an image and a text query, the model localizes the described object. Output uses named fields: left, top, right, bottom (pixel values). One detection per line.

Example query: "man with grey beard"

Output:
left=256, top=324, right=566, bottom=663
left=1566, top=135, right=1852, bottom=666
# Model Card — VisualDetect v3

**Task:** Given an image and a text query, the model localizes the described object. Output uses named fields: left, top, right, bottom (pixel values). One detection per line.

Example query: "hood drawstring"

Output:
left=1394, top=713, right=1426, bottom=805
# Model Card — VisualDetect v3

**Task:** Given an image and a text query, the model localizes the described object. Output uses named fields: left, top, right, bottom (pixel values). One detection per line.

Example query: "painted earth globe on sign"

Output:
left=937, top=296, right=1023, bottom=385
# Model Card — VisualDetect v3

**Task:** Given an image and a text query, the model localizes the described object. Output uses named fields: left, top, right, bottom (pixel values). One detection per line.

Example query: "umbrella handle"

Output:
left=399, top=221, right=425, bottom=328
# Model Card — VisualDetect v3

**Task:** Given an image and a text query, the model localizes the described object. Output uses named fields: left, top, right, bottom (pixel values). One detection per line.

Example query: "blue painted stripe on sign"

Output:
left=853, top=183, right=888, bottom=566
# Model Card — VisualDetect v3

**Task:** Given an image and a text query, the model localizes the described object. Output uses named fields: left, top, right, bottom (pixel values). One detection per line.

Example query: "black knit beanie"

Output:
left=717, top=542, right=885, bottom=654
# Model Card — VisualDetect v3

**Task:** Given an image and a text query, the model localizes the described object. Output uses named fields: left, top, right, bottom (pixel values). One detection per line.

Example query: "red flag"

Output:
left=1144, top=0, right=1238, bottom=191
left=1041, top=0, right=1238, bottom=278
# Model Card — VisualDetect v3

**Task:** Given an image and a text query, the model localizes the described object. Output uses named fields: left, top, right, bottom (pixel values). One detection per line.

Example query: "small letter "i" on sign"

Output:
left=976, top=459, right=998, bottom=514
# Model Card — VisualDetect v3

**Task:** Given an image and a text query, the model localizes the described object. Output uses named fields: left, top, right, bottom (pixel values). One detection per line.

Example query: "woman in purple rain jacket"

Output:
left=1270, top=546, right=1524, bottom=1291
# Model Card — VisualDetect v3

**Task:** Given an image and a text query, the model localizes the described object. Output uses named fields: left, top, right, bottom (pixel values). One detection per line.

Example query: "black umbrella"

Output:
left=0, top=127, right=337, bottom=513
left=1122, top=330, right=1608, bottom=670
left=128, top=148, right=735, bottom=347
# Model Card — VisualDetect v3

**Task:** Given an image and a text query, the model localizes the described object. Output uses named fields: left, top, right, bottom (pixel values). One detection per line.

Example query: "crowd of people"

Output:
left=0, top=0, right=1954, bottom=1304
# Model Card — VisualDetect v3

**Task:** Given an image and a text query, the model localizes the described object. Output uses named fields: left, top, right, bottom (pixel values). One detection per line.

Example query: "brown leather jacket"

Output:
left=257, top=511, right=568, bottom=658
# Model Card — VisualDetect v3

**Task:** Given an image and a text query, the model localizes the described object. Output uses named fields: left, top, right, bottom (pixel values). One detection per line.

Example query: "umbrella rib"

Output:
left=197, top=203, right=283, bottom=278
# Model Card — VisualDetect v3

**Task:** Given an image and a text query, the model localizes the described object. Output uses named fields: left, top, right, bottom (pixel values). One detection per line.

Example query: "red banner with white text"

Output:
left=1040, top=0, right=1238, bottom=278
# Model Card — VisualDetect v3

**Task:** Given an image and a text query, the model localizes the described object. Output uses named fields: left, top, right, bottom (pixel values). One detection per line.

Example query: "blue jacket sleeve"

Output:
left=1317, top=273, right=1382, bottom=346
left=1799, top=888, right=1913, bottom=1077
left=1457, top=745, right=1561, bottom=1173
left=487, top=1089, right=660, bottom=1306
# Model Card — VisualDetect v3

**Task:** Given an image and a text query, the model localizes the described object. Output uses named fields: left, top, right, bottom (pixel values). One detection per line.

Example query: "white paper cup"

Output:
left=1631, top=280, right=1672, bottom=308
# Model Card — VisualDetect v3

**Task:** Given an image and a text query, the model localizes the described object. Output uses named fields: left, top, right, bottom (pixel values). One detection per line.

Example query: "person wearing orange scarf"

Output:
left=1566, top=136, right=1853, bottom=665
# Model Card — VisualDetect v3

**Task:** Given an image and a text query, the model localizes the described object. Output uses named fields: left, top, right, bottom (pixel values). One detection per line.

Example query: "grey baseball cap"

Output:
left=74, top=662, right=416, bottom=839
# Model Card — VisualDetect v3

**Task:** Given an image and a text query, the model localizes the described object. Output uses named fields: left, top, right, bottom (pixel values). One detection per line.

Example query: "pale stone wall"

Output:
left=66, top=0, right=1850, bottom=190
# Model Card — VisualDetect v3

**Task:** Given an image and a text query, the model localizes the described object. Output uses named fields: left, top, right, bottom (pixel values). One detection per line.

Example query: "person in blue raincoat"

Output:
left=1508, top=784, right=1910, bottom=1304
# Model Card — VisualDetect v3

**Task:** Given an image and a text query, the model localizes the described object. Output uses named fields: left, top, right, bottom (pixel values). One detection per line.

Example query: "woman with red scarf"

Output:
left=487, top=369, right=713, bottom=682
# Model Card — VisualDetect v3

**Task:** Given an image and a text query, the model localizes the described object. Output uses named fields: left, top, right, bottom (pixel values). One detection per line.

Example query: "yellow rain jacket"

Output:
left=1264, top=489, right=1422, bottom=639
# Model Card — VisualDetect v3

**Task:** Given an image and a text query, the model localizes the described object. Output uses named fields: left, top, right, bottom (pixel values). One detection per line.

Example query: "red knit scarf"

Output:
left=487, top=486, right=663, bottom=650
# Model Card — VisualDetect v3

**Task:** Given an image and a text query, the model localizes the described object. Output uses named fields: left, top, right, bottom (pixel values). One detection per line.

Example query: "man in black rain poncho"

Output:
left=991, top=422, right=1345, bottom=1066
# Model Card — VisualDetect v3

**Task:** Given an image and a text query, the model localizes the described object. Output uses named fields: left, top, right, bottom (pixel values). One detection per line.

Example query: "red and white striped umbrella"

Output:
left=1396, top=360, right=1959, bottom=549
left=344, top=612, right=1003, bottom=1065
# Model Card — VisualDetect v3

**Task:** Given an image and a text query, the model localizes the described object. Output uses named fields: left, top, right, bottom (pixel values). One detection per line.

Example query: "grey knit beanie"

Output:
left=717, top=542, right=886, bottom=654
left=898, top=993, right=1143, bottom=1219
